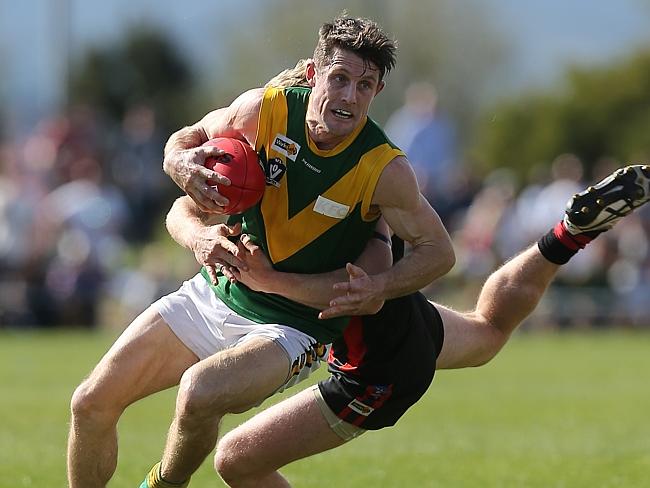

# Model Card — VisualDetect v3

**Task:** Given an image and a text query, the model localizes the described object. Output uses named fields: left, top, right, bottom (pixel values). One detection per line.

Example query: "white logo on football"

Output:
left=313, top=195, right=349, bottom=219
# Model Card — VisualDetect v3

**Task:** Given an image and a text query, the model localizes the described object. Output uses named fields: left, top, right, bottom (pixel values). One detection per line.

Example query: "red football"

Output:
left=202, top=137, right=265, bottom=214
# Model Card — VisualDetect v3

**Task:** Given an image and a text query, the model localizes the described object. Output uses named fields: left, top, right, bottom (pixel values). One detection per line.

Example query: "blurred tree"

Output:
left=473, top=49, right=650, bottom=180
left=68, top=25, right=195, bottom=132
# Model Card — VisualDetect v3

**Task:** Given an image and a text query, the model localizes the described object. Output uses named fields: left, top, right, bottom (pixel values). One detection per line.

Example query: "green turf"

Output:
left=1, top=329, right=649, bottom=487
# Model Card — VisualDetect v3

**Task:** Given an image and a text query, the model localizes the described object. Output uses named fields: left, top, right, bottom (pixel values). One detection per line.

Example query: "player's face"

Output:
left=306, top=48, right=384, bottom=149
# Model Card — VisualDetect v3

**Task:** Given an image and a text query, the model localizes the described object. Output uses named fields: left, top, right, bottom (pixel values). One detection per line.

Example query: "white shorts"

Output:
left=153, top=274, right=327, bottom=392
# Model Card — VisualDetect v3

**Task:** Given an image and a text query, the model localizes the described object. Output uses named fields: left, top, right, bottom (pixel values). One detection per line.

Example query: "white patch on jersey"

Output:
left=313, top=195, right=350, bottom=219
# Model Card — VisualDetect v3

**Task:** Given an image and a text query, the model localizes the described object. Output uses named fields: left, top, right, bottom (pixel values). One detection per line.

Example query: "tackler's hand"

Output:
left=191, top=222, right=248, bottom=285
left=222, top=234, right=277, bottom=291
left=318, top=263, right=385, bottom=319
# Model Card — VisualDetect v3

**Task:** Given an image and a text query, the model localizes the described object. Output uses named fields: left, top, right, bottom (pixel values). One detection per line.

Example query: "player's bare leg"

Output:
left=436, top=246, right=558, bottom=369
left=437, top=164, right=650, bottom=370
left=214, top=387, right=347, bottom=488
left=67, top=307, right=198, bottom=488
left=142, top=337, right=292, bottom=487
left=204, top=164, right=650, bottom=487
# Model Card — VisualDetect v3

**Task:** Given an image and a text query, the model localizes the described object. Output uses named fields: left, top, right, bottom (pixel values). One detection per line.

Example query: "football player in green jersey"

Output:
left=67, top=15, right=454, bottom=488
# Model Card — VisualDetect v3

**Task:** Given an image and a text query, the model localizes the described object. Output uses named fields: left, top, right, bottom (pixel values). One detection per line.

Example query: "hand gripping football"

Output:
left=202, top=138, right=266, bottom=214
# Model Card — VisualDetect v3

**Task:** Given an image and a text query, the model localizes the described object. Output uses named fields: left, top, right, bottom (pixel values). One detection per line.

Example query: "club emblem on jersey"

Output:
left=272, top=133, right=300, bottom=161
left=266, top=158, right=287, bottom=187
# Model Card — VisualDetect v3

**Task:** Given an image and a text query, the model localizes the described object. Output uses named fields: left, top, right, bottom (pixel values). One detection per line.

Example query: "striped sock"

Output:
left=537, top=221, right=602, bottom=265
left=140, top=462, right=189, bottom=488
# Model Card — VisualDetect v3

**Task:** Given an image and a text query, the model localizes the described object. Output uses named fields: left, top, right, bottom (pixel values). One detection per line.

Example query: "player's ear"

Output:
left=306, top=60, right=317, bottom=87
left=375, top=79, right=385, bottom=96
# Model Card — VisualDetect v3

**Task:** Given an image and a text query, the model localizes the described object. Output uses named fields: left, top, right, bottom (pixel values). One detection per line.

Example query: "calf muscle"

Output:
left=67, top=307, right=198, bottom=488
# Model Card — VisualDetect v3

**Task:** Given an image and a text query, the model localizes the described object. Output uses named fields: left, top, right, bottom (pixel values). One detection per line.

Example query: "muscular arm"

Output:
left=320, top=156, right=455, bottom=318
left=373, top=156, right=455, bottom=296
left=166, top=196, right=249, bottom=283
left=167, top=194, right=392, bottom=310
left=232, top=220, right=392, bottom=311
left=163, top=88, right=264, bottom=213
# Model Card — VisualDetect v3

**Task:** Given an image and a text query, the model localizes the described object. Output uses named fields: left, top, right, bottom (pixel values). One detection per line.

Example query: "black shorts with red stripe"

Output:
left=317, top=291, right=444, bottom=430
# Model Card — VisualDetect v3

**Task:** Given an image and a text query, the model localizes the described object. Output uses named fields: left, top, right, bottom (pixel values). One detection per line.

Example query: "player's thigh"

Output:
left=216, top=386, right=346, bottom=473
left=80, top=305, right=199, bottom=409
left=184, top=336, right=291, bottom=413
left=434, top=303, right=506, bottom=370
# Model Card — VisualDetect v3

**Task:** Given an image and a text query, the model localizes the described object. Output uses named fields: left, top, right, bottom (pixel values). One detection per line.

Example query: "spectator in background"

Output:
left=384, top=81, right=438, bottom=150
left=0, top=141, right=44, bottom=326
left=528, top=154, right=585, bottom=235
left=0, top=132, right=60, bottom=327
left=454, top=168, right=517, bottom=282
left=385, top=81, right=458, bottom=218
left=0, top=106, right=140, bottom=329
left=41, top=154, right=129, bottom=327
left=109, top=104, right=170, bottom=242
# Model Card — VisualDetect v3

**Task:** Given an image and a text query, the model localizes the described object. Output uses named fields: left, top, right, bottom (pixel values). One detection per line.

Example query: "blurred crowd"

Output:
left=0, top=104, right=190, bottom=329
left=1, top=87, right=649, bottom=330
left=387, top=82, right=650, bottom=329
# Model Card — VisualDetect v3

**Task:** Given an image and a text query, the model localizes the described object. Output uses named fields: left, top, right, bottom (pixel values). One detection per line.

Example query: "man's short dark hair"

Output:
left=314, top=15, right=397, bottom=81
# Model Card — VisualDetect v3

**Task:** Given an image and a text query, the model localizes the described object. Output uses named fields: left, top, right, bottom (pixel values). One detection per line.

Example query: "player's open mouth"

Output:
left=332, top=109, right=353, bottom=119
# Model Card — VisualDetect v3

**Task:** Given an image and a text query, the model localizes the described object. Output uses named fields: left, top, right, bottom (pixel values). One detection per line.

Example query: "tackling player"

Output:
left=210, top=165, right=650, bottom=487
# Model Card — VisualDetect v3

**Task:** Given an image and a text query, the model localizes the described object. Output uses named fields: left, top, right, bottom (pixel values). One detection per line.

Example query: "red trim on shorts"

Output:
left=330, top=316, right=366, bottom=372
left=337, top=384, right=394, bottom=426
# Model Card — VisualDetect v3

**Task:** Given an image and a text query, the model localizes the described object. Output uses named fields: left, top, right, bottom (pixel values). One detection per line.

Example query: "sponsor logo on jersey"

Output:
left=265, top=158, right=286, bottom=187
left=348, top=399, right=374, bottom=416
left=272, top=133, right=300, bottom=161
left=313, top=195, right=350, bottom=219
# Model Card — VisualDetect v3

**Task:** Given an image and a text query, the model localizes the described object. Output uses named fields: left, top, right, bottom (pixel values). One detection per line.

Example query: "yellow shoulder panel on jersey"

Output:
left=256, top=87, right=288, bottom=152
left=262, top=143, right=401, bottom=263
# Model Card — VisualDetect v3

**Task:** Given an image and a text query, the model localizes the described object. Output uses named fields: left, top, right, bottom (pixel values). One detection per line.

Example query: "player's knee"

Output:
left=213, top=450, right=238, bottom=485
left=214, top=434, right=250, bottom=486
left=70, top=380, right=121, bottom=425
left=177, top=366, right=228, bottom=420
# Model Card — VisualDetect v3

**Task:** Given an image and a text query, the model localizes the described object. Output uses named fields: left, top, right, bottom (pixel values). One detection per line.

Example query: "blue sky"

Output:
left=493, top=0, right=650, bottom=87
left=2, top=0, right=650, bottom=133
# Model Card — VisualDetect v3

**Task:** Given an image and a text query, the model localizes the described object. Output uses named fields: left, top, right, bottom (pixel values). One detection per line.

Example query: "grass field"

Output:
left=1, top=329, right=649, bottom=488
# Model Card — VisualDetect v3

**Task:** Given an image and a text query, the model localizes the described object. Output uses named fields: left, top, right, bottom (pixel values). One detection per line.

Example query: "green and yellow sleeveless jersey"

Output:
left=202, top=86, right=403, bottom=343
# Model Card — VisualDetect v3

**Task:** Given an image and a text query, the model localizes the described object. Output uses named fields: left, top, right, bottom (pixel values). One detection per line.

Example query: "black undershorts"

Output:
left=318, top=292, right=444, bottom=430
